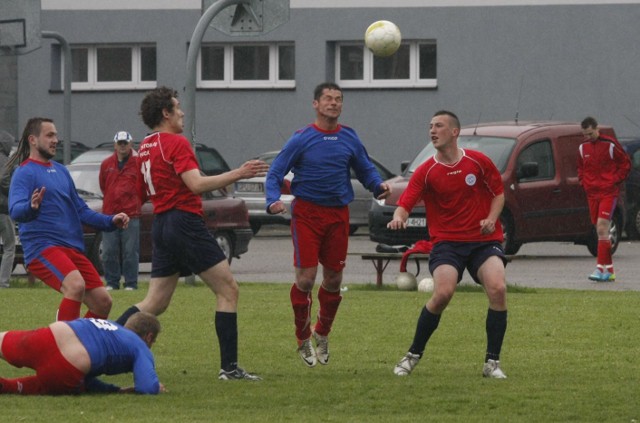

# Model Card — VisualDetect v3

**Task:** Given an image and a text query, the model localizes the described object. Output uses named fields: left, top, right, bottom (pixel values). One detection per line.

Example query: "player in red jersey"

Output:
left=387, top=110, right=508, bottom=379
left=577, top=116, right=630, bottom=282
left=115, top=86, right=268, bottom=381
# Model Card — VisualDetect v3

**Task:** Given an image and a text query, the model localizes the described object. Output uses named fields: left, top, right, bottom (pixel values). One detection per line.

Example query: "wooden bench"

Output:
left=349, top=252, right=430, bottom=287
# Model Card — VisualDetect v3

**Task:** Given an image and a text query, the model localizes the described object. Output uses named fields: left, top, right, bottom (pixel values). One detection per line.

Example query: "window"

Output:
left=67, top=45, right=156, bottom=90
left=198, top=43, right=295, bottom=89
left=336, top=41, right=437, bottom=89
left=517, top=141, right=555, bottom=181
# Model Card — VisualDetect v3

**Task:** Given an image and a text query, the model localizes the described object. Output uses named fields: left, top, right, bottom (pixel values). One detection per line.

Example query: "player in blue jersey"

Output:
left=7, top=118, right=129, bottom=321
left=265, top=82, right=391, bottom=367
left=0, top=311, right=163, bottom=395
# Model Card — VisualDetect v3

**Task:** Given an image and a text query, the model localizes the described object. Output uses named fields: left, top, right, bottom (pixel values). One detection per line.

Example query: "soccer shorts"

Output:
left=27, top=246, right=104, bottom=291
left=1, top=327, right=86, bottom=394
left=290, top=198, right=349, bottom=272
left=428, top=241, right=507, bottom=284
left=587, top=196, right=617, bottom=224
left=151, top=209, right=227, bottom=277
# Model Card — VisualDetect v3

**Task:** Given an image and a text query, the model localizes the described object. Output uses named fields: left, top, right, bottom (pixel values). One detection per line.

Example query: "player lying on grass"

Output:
left=0, top=312, right=164, bottom=395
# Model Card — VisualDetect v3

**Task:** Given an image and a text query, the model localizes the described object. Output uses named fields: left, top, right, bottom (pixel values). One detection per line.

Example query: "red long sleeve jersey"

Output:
left=577, top=135, right=631, bottom=199
left=397, top=149, right=504, bottom=244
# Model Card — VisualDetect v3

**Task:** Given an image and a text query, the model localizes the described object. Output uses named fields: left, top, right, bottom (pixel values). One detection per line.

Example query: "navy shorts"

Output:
left=151, top=209, right=227, bottom=278
left=428, top=241, right=507, bottom=284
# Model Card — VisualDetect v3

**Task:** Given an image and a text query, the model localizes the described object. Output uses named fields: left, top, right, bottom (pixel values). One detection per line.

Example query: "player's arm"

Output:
left=480, top=193, right=505, bottom=235
left=8, top=170, right=42, bottom=222
left=181, top=160, right=268, bottom=195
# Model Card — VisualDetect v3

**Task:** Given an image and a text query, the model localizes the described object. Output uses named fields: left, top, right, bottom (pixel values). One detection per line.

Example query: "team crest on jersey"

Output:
left=465, top=174, right=477, bottom=186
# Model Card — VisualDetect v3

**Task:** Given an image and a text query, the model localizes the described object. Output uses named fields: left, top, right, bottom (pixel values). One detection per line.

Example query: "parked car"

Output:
left=235, top=150, right=395, bottom=235
left=53, top=140, right=91, bottom=163
left=369, top=121, right=626, bottom=257
left=0, top=161, right=253, bottom=273
left=619, top=137, right=640, bottom=239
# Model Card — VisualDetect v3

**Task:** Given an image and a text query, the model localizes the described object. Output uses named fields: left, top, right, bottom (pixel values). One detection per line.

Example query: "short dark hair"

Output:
left=125, top=311, right=161, bottom=342
left=581, top=116, right=598, bottom=130
left=140, top=86, right=179, bottom=130
left=433, top=110, right=460, bottom=129
left=313, top=82, right=342, bottom=101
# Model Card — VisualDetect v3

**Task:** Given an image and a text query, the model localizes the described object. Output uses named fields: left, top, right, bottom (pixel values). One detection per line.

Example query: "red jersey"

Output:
left=577, top=134, right=630, bottom=199
left=137, top=132, right=202, bottom=216
left=99, top=152, right=142, bottom=217
left=397, top=148, right=504, bottom=244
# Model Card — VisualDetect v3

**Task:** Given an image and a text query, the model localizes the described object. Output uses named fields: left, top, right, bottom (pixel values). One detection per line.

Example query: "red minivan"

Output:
left=368, top=121, right=625, bottom=256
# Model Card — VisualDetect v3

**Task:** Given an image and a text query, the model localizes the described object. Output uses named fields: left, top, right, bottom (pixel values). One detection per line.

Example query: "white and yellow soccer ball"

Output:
left=364, top=20, right=402, bottom=57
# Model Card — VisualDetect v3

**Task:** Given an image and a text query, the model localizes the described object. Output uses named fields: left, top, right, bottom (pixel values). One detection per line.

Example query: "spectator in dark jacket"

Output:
left=0, top=130, right=16, bottom=288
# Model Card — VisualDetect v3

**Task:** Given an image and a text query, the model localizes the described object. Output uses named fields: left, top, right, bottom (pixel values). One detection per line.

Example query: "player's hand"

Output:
left=239, top=160, right=269, bottom=179
left=159, top=383, right=167, bottom=393
left=387, top=217, right=407, bottom=230
left=113, top=212, right=130, bottom=229
left=31, top=186, right=46, bottom=210
left=268, top=200, right=287, bottom=215
left=479, top=218, right=496, bottom=234
left=376, top=182, right=391, bottom=200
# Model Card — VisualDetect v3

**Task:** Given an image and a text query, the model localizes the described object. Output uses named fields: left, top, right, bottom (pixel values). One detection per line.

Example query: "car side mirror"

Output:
left=517, top=162, right=539, bottom=180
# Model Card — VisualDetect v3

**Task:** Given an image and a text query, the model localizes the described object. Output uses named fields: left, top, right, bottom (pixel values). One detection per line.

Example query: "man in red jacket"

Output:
left=577, top=117, right=631, bottom=282
left=99, top=131, right=142, bottom=290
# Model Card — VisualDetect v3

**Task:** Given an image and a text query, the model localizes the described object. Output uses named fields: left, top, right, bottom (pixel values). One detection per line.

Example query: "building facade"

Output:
left=6, top=0, right=640, bottom=170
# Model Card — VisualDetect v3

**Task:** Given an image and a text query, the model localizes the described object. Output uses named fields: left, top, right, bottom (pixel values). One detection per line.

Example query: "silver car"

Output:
left=235, top=151, right=395, bottom=235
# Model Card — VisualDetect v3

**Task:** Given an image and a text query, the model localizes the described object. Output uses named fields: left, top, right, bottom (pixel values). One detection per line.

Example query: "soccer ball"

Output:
left=395, top=272, right=417, bottom=291
left=418, top=277, right=434, bottom=293
left=364, top=20, right=402, bottom=57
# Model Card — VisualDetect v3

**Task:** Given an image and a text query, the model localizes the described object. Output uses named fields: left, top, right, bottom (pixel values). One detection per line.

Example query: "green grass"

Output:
left=0, top=279, right=638, bottom=422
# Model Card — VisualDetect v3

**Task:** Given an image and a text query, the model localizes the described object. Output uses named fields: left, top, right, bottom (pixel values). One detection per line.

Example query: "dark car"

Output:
left=53, top=140, right=91, bottom=163
left=235, top=150, right=395, bottom=235
left=369, top=121, right=626, bottom=257
left=0, top=162, right=253, bottom=273
left=619, top=137, right=640, bottom=239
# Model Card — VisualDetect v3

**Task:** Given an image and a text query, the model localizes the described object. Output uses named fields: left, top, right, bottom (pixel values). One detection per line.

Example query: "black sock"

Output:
left=408, top=306, right=441, bottom=357
left=485, top=308, right=507, bottom=362
left=115, top=306, right=140, bottom=326
left=215, top=311, right=238, bottom=372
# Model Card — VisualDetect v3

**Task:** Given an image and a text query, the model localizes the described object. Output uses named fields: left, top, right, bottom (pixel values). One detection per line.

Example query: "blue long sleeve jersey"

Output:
left=265, top=124, right=384, bottom=209
left=9, top=159, right=115, bottom=265
left=67, top=318, right=160, bottom=394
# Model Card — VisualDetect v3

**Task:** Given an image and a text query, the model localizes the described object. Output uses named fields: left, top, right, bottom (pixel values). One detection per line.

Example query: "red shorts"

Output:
left=290, top=198, right=349, bottom=272
left=1, top=327, right=86, bottom=394
left=587, top=196, right=617, bottom=224
left=27, top=246, right=104, bottom=291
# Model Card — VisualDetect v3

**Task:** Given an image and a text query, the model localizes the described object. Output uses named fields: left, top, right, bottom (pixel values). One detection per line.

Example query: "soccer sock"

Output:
left=215, top=311, right=238, bottom=372
left=314, top=285, right=342, bottom=337
left=0, top=376, right=44, bottom=395
left=408, top=306, right=441, bottom=357
left=84, top=310, right=108, bottom=320
left=115, top=305, right=140, bottom=326
left=597, top=239, right=612, bottom=271
left=56, top=298, right=82, bottom=321
left=290, top=284, right=313, bottom=342
left=485, top=308, right=508, bottom=362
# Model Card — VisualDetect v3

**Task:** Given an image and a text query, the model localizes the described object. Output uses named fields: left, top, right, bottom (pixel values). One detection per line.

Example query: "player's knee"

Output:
left=60, top=275, right=86, bottom=299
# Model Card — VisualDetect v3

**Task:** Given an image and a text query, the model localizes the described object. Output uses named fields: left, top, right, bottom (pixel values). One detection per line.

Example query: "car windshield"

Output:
left=67, top=167, right=102, bottom=197
left=70, top=149, right=112, bottom=164
left=407, top=136, right=516, bottom=174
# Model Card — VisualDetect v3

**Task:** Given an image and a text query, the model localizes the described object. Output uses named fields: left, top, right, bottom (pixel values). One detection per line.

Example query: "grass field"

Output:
left=0, top=279, right=638, bottom=422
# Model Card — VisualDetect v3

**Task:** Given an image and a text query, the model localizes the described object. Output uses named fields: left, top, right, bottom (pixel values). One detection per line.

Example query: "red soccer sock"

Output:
left=314, top=285, right=342, bottom=337
left=84, top=310, right=108, bottom=320
left=597, top=239, right=613, bottom=272
left=290, top=284, right=312, bottom=342
left=0, top=376, right=45, bottom=395
left=56, top=298, right=82, bottom=321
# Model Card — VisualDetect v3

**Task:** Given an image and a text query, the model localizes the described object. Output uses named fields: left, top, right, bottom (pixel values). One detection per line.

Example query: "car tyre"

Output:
left=500, top=212, right=522, bottom=255
left=215, top=232, right=234, bottom=264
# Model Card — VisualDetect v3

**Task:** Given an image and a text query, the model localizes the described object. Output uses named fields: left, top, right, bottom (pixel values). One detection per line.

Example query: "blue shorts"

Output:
left=151, top=209, right=227, bottom=278
left=428, top=241, right=507, bottom=284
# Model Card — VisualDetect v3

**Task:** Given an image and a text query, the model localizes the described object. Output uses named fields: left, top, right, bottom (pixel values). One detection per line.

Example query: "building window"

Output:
left=336, top=41, right=437, bottom=88
left=198, top=43, right=295, bottom=89
left=67, top=45, right=156, bottom=90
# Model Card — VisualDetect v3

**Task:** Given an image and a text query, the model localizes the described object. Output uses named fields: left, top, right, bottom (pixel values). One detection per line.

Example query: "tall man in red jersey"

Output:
left=388, top=110, right=508, bottom=379
left=577, top=116, right=630, bottom=282
left=115, top=86, right=268, bottom=381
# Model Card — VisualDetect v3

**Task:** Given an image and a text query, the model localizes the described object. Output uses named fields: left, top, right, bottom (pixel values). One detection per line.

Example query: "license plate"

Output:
left=406, top=217, right=426, bottom=227
left=235, top=182, right=264, bottom=193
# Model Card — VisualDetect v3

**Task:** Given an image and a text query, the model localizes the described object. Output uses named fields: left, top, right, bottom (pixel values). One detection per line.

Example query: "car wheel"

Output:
left=500, top=212, right=522, bottom=255
left=215, top=232, right=234, bottom=264
left=587, top=212, right=622, bottom=257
